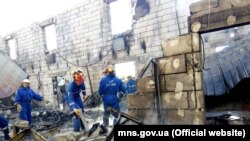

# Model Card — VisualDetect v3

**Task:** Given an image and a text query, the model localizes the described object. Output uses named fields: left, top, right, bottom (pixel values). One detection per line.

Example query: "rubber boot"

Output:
left=73, top=116, right=81, bottom=132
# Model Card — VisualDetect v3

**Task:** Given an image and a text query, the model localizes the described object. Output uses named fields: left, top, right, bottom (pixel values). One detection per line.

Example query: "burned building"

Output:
left=0, top=0, right=250, bottom=140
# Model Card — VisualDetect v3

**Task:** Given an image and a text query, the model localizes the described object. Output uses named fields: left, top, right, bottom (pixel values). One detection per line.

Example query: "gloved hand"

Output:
left=16, top=104, right=22, bottom=112
left=73, top=109, right=81, bottom=117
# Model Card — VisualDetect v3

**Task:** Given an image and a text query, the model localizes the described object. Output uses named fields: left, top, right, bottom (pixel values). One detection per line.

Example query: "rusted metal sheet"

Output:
left=0, top=52, right=27, bottom=98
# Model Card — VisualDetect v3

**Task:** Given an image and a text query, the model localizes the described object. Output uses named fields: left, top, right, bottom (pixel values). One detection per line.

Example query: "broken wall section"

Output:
left=0, top=0, right=200, bottom=109
left=127, top=33, right=205, bottom=125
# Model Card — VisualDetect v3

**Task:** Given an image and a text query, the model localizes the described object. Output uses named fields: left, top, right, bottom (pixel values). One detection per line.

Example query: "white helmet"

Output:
left=22, top=79, right=30, bottom=83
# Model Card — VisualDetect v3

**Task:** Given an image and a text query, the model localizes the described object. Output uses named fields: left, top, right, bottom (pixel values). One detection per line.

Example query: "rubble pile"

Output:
left=84, top=91, right=102, bottom=108
left=31, top=110, right=73, bottom=131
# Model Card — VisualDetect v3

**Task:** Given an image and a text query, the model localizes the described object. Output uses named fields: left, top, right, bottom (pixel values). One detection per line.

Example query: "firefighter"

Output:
left=15, top=79, right=48, bottom=126
left=126, top=75, right=137, bottom=94
left=99, top=67, right=126, bottom=132
left=0, top=115, right=10, bottom=140
left=67, top=70, right=87, bottom=132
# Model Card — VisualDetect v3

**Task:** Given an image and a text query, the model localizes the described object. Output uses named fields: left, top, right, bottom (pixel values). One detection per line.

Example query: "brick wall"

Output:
left=127, top=33, right=205, bottom=125
left=0, top=0, right=200, bottom=109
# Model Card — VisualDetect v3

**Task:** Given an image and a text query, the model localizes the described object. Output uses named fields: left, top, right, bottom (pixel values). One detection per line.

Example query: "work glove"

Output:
left=73, top=109, right=81, bottom=117
left=16, top=104, right=22, bottom=112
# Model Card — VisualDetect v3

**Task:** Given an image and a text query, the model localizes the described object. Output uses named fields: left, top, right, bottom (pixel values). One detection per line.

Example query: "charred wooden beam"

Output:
left=189, top=4, right=250, bottom=33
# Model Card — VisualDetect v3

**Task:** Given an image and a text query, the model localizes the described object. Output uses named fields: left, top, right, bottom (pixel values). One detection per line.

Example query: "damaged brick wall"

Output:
left=0, top=0, right=200, bottom=108
left=127, top=33, right=205, bottom=125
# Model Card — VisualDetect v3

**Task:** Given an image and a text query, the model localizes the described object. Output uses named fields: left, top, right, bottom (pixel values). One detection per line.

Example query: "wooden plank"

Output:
left=189, top=4, right=250, bottom=33
left=190, top=0, right=250, bottom=18
left=196, top=91, right=205, bottom=109
left=137, top=76, right=155, bottom=93
left=10, top=129, right=29, bottom=141
left=186, top=52, right=201, bottom=72
left=190, top=0, right=233, bottom=19
left=195, top=72, right=202, bottom=91
left=157, top=55, right=186, bottom=75
left=188, top=91, right=205, bottom=109
left=126, top=93, right=154, bottom=109
left=191, top=22, right=201, bottom=32
left=30, top=129, right=47, bottom=141
left=162, top=33, right=199, bottom=57
left=164, top=73, right=194, bottom=91
left=162, top=92, right=188, bottom=109
left=230, top=0, right=250, bottom=7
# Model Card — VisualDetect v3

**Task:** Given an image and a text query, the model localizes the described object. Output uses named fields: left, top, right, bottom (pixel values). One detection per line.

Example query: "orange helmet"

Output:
left=72, top=70, right=84, bottom=83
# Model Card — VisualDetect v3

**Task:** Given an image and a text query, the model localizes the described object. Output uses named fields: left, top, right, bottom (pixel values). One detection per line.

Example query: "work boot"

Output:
left=99, top=124, right=108, bottom=135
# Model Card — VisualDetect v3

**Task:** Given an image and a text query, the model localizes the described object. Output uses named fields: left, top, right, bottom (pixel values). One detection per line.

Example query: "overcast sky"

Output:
left=0, top=0, right=83, bottom=36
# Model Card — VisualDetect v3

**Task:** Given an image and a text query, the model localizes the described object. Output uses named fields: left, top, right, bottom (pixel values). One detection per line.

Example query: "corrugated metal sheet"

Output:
left=0, top=52, right=28, bottom=98
left=203, top=34, right=250, bottom=96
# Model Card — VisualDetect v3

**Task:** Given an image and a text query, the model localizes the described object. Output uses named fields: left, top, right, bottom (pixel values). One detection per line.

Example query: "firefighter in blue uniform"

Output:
left=15, top=79, right=47, bottom=126
left=126, top=76, right=137, bottom=94
left=0, top=115, right=10, bottom=140
left=99, top=67, right=126, bottom=131
left=67, top=70, right=87, bottom=132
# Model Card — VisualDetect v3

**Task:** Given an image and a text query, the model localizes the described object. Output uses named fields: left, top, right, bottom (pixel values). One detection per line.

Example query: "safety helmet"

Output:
left=72, top=70, right=84, bottom=82
left=22, top=79, right=30, bottom=83
left=103, top=67, right=114, bottom=74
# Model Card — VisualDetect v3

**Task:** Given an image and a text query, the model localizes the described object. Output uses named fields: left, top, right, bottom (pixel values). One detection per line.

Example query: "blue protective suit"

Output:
left=66, top=81, right=86, bottom=132
left=98, top=73, right=126, bottom=126
left=0, top=116, right=8, bottom=128
left=127, top=79, right=137, bottom=94
left=15, top=87, right=43, bottom=125
left=0, top=115, right=10, bottom=140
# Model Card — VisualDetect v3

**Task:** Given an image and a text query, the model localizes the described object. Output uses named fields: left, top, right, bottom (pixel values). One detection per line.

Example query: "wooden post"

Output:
left=191, top=22, right=201, bottom=33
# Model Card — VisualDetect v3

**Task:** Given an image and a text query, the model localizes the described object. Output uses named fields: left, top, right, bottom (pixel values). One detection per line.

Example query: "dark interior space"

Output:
left=205, top=78, right=250, bottom=125
left=205, top=77, right=250, bottom=111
